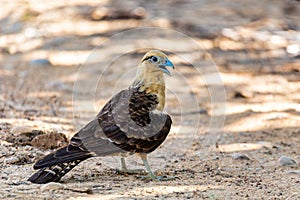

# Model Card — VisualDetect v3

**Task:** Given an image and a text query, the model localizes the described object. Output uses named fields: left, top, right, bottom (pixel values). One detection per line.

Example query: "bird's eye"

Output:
left=151, top=56, right=159, bottom=63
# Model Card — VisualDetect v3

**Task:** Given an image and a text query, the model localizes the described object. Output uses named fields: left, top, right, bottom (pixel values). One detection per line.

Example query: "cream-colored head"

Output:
left=133, top=50, right=174, bottom=111
left=134, top=50, right=174, bottom=85
left=137, top=50, right=174, bottom=76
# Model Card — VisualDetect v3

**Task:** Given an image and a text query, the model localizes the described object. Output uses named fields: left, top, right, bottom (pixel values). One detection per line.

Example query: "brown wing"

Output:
left=33, top=87, right=172, bottom=169
left=77, top=87, right=172, bottom=155
left=97, top=87, right=172, bottom=153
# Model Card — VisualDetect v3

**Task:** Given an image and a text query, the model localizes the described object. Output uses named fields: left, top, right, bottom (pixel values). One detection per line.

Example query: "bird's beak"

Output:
left=159, top=59, right=175, bottom=76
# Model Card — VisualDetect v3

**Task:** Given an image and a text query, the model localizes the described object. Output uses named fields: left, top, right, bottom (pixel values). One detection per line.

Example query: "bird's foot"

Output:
left=137, top=174, right=179, bottom=181
left=115, top=168, right=145, bottom=175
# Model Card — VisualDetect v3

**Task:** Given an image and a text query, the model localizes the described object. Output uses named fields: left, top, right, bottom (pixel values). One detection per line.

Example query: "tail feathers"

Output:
left=28, top=159, right=85, bottom=184
left=28, top=145, right=92, bottom=184
left=33, top=145, right=92, bottom=169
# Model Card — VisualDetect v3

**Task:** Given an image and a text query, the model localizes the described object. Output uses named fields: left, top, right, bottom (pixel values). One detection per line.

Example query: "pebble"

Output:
left=233, top=91, right=253, bottom=99
left=3, top=22, right=22, bottom=34
left=10, top=126, right=33, bottom=135
left=40, top=182, right=64, bottom=191
left=278, top=156, right=297, bottom=166
left=30, top=58, right=50, bottom=66
left=231, top=153, right=250, bottom=160
left=286, top=44, right=300, bottom=55
left=5, top=156, right=20, bottom=164
left=286, top=170, right=300, bottom=175
left=24, top=27, right=41, bottom=38
left=0, top=145, right=9, bottom=156
left=221, top=28, right=241, bottom=41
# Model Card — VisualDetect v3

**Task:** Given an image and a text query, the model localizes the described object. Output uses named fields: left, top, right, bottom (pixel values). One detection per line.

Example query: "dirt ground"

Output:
left=1, top=0, right=300, bottom=199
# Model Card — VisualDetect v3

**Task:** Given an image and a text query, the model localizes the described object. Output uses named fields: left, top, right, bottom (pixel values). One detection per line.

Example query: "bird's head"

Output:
left=133, top=50, right=174, bottom=110
left=139, top=50, right=174, bottom=76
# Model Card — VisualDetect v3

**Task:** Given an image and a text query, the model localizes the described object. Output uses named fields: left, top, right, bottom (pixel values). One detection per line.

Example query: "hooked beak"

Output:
left=159, top=59, right=175, bottom=76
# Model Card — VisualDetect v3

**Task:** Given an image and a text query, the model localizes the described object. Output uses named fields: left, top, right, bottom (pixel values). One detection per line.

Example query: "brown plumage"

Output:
left=28, top=50, right=175, bottom=184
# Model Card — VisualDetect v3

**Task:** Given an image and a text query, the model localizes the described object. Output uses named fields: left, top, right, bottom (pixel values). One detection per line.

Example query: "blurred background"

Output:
left=0, top=0, right=300, bottom=199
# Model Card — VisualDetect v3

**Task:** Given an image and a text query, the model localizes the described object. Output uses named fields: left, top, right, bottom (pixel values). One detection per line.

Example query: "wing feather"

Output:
left=96, top=87, right=172, bottom=154
left=35, top=87, right=172, bottom=165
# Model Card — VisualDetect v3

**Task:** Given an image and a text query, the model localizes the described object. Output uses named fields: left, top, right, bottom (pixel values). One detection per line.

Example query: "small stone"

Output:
left=278, top=156, right=297, bottom=166
left=10, top=126, right=33, bottom=135
left=286, top=44, right=300, bottom=55
left=0, top=145, right=9, bottom=155
left=30, top=58, right=50, bottom=66
left=5, top=156, right=20, bottom=164
left=131, top=7, right=146, bottom=19
left=221, top=28, right=241, bottom=41
left=286, top=170, right=300, bottom=175
left=233, top=91, right=253, bottom=99
left=231, top=153, right=250, bottom=160
left=40, top=182, right=64, bottom=191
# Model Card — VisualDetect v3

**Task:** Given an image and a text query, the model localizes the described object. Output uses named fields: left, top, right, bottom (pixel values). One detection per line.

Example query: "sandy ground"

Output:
left=1, top=0, right=300, bottom=199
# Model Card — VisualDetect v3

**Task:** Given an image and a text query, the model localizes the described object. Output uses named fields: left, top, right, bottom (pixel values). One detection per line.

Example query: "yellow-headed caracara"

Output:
left=28, top=50, right=175, bottom=184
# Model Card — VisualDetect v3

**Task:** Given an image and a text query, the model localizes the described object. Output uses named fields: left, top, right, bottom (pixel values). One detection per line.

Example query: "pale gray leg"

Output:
left=115, top=157, right=145, bottom=174
left=140, top=154, right=157, bottom=179
left=121, top=157, right=127, bottom=171
left=139, top=154, right=178, bottom=181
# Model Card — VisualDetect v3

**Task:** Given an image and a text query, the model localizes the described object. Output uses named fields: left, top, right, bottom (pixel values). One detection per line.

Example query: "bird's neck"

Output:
left=132, top=70, right=166, bottom=111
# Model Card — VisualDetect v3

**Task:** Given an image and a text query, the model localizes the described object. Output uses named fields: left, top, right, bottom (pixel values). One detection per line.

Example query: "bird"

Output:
left=28, top=50, right=175, bottom=184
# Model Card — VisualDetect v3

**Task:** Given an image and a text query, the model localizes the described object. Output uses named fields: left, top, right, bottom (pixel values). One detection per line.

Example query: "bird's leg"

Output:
left=115, top=157, right=145, bottom=174
left=139, top=154, right=157, bottom=180
left=120, top=157, right=127, bottom=171
left=138, top=153, right=177, bottom=181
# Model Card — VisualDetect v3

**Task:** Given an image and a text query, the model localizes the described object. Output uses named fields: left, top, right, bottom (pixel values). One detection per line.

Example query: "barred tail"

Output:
left=28, top=159, right=86, bottom=184
left=28, top=144, right=92, bottom=184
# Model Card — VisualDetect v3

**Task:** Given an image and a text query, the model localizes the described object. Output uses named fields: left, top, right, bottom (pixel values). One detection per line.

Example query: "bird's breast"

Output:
left=142, top=84, right=165, bottom=111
